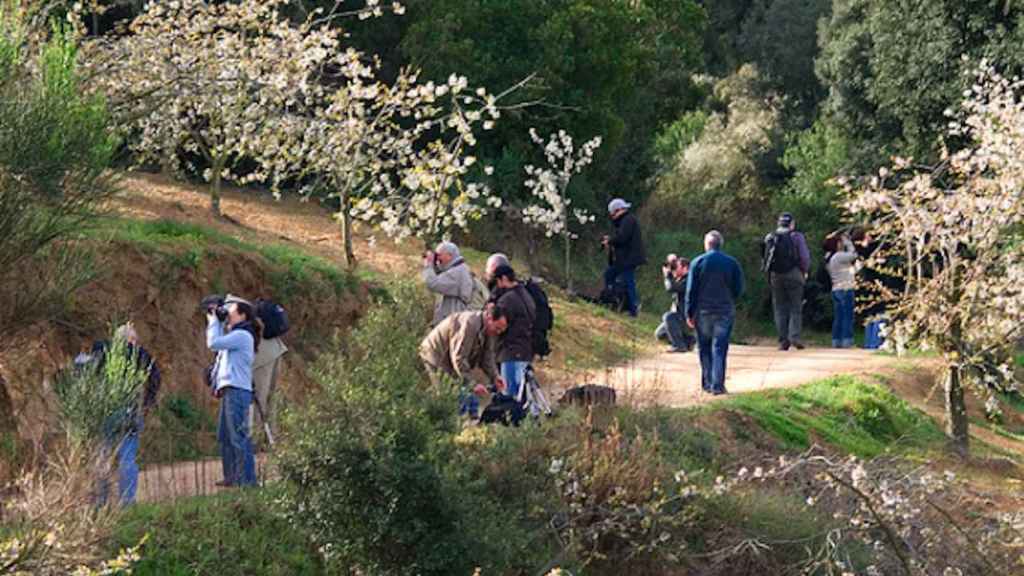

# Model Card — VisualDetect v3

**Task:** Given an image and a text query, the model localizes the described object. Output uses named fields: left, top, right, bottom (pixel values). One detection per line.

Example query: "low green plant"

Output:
left=108, top=489, right=321, bottom=575
left=52, top=329, right=150, bottom=447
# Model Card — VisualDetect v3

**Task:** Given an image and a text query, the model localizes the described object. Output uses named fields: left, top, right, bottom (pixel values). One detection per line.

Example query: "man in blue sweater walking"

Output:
left=685, top=230, right=745, bottom=395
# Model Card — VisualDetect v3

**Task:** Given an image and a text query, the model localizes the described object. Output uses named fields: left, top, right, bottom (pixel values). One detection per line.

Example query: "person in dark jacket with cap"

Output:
left=601, top=198, right=646, bottom=317
left=489, top=265, right=536, bottom=407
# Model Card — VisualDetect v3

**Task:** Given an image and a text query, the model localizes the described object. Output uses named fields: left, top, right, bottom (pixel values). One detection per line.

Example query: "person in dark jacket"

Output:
left=89, top=322, right=160, bottom=506
left=655, top=255, right=695, bottom=352
left=762, top=212, right=811, bottom=350
left=601, top=198, right=646, bottom=317
left=490, top=265, right=536, bottom=405
left=685, top=231, right=744, bottom=395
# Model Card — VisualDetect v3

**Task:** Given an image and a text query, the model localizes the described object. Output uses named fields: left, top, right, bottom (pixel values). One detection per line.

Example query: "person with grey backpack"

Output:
left=761, top=212, right=811, bottom=351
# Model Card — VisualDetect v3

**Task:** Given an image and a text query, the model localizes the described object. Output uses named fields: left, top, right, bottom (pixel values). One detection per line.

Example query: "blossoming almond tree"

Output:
left=82, top=0, right=399, bottom=218
left=253, top=61, right=521, bottom=267
left=521, top=128, right=602, bottom=292
left=844, top=61, right=1024, bottom=456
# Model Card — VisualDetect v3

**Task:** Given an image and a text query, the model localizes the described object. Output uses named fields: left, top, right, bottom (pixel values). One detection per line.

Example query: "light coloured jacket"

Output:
left=253, top=336, right=287, bottom=370
left=423, top=257, right=474, bottom=326
left=419, top=310, right=500, bottom=389
left=827, top=239, right=858, bottom=292
left=207, top=318, right=254, bottom=392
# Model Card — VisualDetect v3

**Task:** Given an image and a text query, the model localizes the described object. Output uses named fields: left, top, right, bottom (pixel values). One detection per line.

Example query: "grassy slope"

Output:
left=110, top=490, right=325, bottom=576
left=111, top=373, right=980, bottom=574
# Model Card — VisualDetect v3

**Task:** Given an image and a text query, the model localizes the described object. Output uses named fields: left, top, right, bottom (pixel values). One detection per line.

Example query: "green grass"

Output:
left=110, top=489, right=324, bottom=575
left=712, top=376, right=945, bottom=457
left=91, top=218, right=357, bottom=299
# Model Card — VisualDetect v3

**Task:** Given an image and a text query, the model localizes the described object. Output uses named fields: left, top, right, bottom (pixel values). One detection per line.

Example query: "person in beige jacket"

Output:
left=420, top=306, right=508, bottom=418
left=250, top=332, right=287, bottom=447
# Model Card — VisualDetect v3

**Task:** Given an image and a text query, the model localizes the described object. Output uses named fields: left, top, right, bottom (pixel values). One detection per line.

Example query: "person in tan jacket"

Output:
left=420, top=306, right=508, bottom=418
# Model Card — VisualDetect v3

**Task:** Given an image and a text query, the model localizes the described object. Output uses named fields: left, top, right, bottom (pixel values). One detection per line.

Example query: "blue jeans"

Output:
left=831, top=290, right=855, bottom=348
left=864, top=318, right=887, bottom=350
left=459, top=389, right=480, bottom=418
left=97, top=422, right=141, bottom=507
left=501, top=361, right=530, bottom=401
left=695, top=311, right=734, bottom=394
left=603, top=265, right=638, bottom=316
left=656, top=311, right=694, bottom=350
left=218, top=387, right=256, bottom=486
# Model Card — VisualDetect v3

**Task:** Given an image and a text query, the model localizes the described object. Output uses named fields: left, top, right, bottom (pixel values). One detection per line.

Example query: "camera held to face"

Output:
left=200, top=294, right=228, bottom=322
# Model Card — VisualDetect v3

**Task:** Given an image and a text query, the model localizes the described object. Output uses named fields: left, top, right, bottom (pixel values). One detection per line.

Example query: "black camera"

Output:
left=200, top=294, right=228, bottom=322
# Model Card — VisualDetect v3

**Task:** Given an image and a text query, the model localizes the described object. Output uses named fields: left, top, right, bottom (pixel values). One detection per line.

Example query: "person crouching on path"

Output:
left=489, top=265, right=536, bottom=411
left=685, top=230, right=744, bottom=396
left=420, top=306, right=508, bottom=419
left=656, top=254, right=695, bottom=353
left=423, top=241, right=474, bottom=327
left=207, top=294, right=260, bottom=488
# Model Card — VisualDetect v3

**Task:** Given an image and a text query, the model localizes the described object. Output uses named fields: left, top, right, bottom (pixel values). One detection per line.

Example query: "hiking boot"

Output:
left=215, top=480, right=235, bottom=488
left=792, top=341, right=806, bottom=350
left=668, top=347, right=687, bottom=353
left=779, top=340, right=791, bottom=351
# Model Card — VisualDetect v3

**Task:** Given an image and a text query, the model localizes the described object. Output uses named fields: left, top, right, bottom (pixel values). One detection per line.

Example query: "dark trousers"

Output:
left=771, top=268, right=805, bottom=344
left=603, top=264, right=638, bottom=316
left=656, top=311, right=694, bottom=350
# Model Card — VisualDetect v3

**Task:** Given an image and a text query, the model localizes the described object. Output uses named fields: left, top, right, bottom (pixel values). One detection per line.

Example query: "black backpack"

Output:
left=256, top=299, right=290, bottom=339
left=524, top=279, right=553, bottom=358
left=764, top=231, right=798, bottom=273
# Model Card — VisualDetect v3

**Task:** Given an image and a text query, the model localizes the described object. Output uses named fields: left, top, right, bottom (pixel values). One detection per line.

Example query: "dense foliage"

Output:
left=0, top=2, right=116, bottom=334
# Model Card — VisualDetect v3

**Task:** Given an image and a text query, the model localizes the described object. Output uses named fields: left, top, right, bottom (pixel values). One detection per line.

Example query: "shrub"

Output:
left=52, top=330, right=150, bottom=448
left=0, top=3, right=117, bottom=334
left=275, top=283, right=478, bottom=576
left=0, top=445, right=143, bottom=575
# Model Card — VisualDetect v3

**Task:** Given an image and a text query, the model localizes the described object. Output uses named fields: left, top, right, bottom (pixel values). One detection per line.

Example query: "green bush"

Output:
left=276, top=283, right=484, bottom=576
left=52, top=329, right=150, bottom=447
left=0, top=6, right=117, bottom=333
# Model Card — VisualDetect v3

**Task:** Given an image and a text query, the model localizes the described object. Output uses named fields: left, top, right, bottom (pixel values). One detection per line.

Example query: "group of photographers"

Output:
left=83, top=199, right=885, bottom=504
left=419, top=245, right=547, bottom=424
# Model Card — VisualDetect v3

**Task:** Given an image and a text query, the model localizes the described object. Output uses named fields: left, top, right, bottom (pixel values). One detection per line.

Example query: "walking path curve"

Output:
left=598, top=345, right=897, bottom=407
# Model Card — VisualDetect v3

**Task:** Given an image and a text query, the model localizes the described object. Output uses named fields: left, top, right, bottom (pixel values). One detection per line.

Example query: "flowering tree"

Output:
left=82, top=0, right=399, bottom=218
left=521, top=129, right=602, bottom=292
left=844, top=61, right=1024, bottom=455
left=255, top=63, right=509, bottom=267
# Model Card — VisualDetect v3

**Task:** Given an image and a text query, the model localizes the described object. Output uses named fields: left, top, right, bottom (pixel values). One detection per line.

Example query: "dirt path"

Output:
left=598, top=345, right=897, bottom=407
left=135, top=454, right=272, bottom=503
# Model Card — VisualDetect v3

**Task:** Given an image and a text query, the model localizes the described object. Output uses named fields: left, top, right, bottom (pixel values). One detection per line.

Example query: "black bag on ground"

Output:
left=256, top=299, right=290, bottom=339
left=479, top=395, right=525, bottom=426
left=524, top=279, right=554, bottom=358
left=763, top=231, right=798, bottom=273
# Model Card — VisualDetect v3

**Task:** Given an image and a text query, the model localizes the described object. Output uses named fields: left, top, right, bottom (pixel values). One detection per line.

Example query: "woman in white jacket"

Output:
left=825, top=234, right=858, bottom=348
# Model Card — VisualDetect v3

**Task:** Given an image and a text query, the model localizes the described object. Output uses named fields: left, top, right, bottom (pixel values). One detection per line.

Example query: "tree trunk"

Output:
left=338, top=190, right=356, bottom=269
left=564, top=233, right=572, bottom=294
left=944, top=365, right=969, bottom=457
left=210, top=156, right=223, bottom=218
